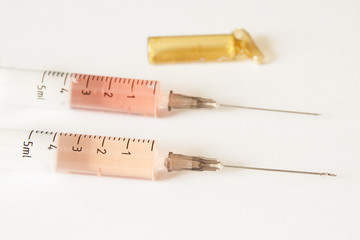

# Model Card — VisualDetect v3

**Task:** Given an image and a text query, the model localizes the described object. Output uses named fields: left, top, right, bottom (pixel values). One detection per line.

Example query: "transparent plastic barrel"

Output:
left=0, top=68, right=161, bottom=116
left=0, top=129, right=162, bottom=180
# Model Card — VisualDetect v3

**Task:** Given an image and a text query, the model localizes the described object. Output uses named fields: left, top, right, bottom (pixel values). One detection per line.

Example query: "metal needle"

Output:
left=219, top=104, right=320, bottom=116
left=222, top=164, right=336, bottom=177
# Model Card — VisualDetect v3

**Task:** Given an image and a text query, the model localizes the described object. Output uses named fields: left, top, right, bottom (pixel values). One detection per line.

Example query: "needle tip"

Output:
left=321, top=173, right=337, bottom=177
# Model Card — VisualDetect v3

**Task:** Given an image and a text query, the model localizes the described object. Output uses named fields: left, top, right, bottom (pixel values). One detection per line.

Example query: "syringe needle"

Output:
left=168, top=92, right=320, bottom=116
left=222, top=164, right=337, bottom=177
left=219, top=104, right=320, bottom=116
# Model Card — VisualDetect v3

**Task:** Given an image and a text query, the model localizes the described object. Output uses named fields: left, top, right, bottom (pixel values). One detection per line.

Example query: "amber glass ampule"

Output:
left=148, top=29, right=264, bottom=64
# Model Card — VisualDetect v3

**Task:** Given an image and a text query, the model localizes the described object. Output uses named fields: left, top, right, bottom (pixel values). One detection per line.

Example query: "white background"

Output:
left=0, top=0, right=359, bottom=239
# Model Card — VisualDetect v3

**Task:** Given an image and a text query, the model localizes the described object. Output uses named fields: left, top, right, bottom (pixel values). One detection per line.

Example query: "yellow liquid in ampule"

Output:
left=148, top=29, right=264, bottom=64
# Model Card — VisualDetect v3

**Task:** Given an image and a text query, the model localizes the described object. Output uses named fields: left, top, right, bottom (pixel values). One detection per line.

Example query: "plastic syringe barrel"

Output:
left=0, top=129, right=163, bottom=180
left=0, top=68, right=162, bottom=116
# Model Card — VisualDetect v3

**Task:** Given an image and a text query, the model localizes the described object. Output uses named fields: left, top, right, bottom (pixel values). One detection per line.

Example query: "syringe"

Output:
left=0, top=129, right=336, bottom=180
left=0, top=68, right=319, bottom=116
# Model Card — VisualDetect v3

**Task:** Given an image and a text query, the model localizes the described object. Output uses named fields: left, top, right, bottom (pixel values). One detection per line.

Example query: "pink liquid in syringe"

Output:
left=56, top=133, right=158, bottom=180
left=70, top=73, right=160, bottom=116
